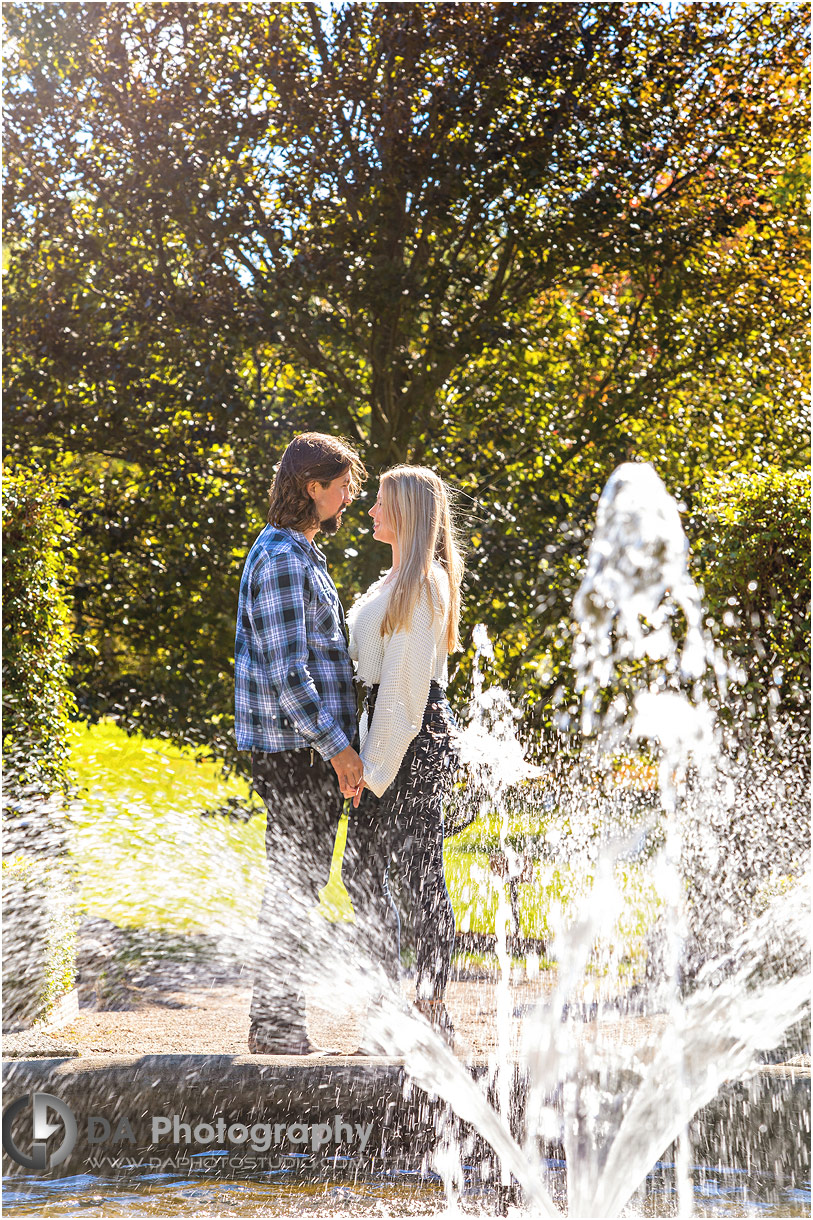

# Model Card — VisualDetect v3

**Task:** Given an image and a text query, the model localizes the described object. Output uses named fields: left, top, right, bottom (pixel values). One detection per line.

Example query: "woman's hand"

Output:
left=352, top=779, right=367, bottom=809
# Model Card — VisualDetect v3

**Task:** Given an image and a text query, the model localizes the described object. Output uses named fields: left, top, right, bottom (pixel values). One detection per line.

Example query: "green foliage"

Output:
left=56, top=449, right=256, bottom=758
left=2, top=3, right=809, bottom=749
left=1, top=856, right=78, bottom=1026
left=2, top=463, right=77, bottom=792
left=693, top=466, right=811, bottom=719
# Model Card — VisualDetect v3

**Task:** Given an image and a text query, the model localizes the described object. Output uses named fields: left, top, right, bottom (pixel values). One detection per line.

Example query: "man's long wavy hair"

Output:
left=267, top=433, right=366, bottom=530
left=380, top=466, right=465, bottom=654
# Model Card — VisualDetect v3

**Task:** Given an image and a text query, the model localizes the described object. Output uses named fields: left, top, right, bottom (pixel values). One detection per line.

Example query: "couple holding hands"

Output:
left=235, top=432, right=464, bottom=1053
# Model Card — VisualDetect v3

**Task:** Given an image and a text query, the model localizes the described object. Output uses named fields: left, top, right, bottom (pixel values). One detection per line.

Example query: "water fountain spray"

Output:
left=375, top=461, right=809, bottom=1217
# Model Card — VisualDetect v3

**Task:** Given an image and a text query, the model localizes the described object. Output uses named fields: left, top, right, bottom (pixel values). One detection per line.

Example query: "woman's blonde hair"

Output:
left=379, top=466, right=464, bottom=653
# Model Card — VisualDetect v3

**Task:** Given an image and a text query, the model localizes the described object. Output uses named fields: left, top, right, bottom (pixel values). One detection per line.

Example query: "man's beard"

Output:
left=319, top=510, right=342, bottom=536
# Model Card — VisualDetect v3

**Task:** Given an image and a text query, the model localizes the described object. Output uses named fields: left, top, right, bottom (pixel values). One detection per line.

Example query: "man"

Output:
left=235, top=432, right=366, bottom=1054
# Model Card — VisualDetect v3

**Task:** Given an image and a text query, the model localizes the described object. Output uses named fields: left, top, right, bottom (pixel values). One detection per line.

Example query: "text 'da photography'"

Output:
left=2, top=1, right=809, bottom=1218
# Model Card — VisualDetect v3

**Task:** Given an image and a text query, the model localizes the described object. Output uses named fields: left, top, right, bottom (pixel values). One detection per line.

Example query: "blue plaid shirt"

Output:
left=234, top=525, right=357, bottom=758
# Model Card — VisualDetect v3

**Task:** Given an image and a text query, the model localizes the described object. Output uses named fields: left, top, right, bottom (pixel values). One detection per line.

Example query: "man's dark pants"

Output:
left=251, top=701, right=457, bottom=1038
left=250, top=747, right=348, bottom=1038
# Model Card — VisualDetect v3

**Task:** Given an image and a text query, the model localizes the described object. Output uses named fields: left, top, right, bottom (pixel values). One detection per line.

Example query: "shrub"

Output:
left=693, top=466, right=810, bottom=720
left=2, top=855, right=78, bottom=1028
left=2, top=463, right=77, bottom=793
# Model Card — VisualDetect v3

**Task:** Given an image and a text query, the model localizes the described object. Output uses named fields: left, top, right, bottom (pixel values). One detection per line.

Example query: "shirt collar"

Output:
left=284, top=528, right=327, bottom=568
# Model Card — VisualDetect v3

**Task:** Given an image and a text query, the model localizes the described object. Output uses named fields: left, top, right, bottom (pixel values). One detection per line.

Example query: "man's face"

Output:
left=309, top=470, right=354, bottom=535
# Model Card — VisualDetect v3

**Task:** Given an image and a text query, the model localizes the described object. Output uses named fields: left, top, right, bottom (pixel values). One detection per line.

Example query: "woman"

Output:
left=344, top=465, right=464, bottom=1044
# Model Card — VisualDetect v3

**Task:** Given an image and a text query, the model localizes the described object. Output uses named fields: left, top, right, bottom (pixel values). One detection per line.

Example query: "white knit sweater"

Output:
left=347, top=563, right=450, bottom=798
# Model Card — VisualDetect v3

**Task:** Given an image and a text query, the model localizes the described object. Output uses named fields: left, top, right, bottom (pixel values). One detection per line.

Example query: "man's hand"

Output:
left=330, top=744, right=364, bottom=799
left=352, top=780, right=367, bottom=810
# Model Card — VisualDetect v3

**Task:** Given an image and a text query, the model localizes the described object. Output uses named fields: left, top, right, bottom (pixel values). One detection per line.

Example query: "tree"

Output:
left=3, top=2, right=808, bottom=753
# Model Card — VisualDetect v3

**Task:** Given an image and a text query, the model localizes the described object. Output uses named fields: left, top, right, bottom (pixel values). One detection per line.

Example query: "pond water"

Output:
left=4, top=1156, right=810, bottom=1218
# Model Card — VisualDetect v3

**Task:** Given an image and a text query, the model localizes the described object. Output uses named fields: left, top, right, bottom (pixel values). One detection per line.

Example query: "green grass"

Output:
left=68, top=720, right=266, bottom=933
left=67, top=720, right=662, bottom=970
left=68, top=721, right=368, bottom=935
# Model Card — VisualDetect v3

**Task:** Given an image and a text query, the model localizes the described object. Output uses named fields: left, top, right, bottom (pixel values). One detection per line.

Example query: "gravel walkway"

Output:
left=2, top=972, right=681, bottom=1063
left=2, top=915, right=694, bottom=1062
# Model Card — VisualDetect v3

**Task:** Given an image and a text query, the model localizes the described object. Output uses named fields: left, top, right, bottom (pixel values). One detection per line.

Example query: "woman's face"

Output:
left=369, top=483, right=397, bottom=546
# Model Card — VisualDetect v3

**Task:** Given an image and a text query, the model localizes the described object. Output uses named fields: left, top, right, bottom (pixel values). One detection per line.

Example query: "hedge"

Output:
left=2, top=463, right=77, bottom=793
left=693, top=466, right=810, bottom=720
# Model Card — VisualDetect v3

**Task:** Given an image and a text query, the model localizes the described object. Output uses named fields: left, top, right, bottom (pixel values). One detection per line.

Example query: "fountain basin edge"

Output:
left=2, top=1054, right=809, bottom=1188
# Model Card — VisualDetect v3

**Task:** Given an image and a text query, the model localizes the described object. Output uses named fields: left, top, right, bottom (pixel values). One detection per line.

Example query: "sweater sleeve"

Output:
left=359, top=587, right=440, bottom=798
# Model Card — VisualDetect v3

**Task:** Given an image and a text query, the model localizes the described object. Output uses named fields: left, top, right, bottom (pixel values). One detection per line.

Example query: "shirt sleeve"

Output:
left=251, top=549, right=351, bottom=760
left=360, top=587, right=441, bottom=798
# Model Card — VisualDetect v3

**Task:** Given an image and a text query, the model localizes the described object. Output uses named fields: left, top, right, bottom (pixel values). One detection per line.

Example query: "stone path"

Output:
left=3, top=974, right=682, bottom=1063
left=4, top=918, right=805, bottom=1073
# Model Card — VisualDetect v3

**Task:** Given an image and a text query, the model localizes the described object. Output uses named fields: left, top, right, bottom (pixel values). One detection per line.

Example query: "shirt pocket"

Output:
left=312, top=588, right=340, bottom=639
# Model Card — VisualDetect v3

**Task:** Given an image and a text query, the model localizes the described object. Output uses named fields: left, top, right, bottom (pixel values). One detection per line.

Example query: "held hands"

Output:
left=330, top=744, right=364, bottom=800
left=352, top=780, right=367, bottom=810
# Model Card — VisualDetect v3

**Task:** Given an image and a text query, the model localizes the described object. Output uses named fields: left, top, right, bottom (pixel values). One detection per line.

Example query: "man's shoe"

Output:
left=248, top=1021, right=315, bottom=1056
left=415, top=998, right=455, bottom=1050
